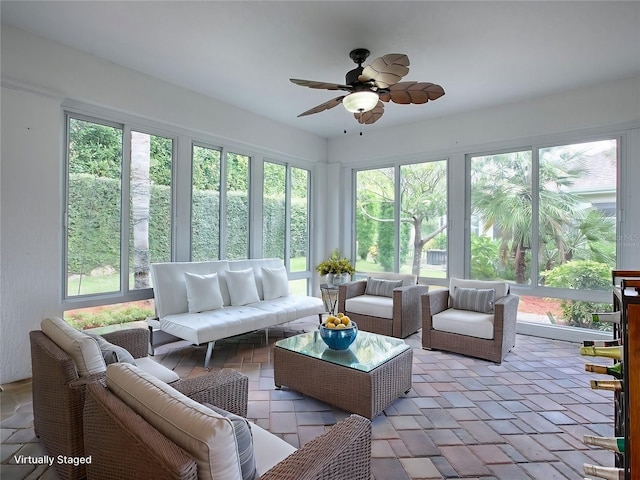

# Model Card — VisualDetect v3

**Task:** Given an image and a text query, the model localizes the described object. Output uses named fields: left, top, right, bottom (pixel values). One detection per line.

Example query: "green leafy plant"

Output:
left=542, top=260, right=612, bottom=330
left=316, top=249, right=355, bottom=276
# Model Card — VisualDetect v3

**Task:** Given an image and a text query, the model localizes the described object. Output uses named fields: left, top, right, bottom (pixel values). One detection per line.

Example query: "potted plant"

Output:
left=316, top=249, right=355, bottom=286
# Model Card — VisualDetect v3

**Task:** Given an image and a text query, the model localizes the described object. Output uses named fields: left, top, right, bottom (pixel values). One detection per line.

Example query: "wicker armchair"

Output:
left=29, top=328, right=248, bottom=480
left=421, top=279, right=519, bottom=364
left=84, top=380, right=372, bottom=480
left=338, top=273, right=428, bottom=338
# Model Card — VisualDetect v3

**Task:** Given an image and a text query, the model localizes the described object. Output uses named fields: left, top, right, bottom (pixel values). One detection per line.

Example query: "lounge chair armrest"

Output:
left=421, top=289, right=450, bottom=318
left=493, top=294, right=520, bottom=337
left=338, top=281, right=367, bottom=312
left=102, top=328, right=149, bottom=359
left=393, top=284, right=429, bottom=338
left=260, top=414, right=371, bottom=480
left=172, top=369, right=249, bottom=417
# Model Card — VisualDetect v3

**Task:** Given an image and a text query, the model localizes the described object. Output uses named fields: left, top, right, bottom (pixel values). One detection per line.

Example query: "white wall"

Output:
left=0, top=25, right=328, bottom=383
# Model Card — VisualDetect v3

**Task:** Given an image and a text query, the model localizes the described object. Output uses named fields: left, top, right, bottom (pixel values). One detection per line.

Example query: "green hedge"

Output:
left=68, top=175, right=308, bottom=273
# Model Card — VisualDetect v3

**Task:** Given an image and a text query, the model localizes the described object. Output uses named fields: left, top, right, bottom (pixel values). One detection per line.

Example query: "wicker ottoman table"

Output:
left=274, top=330, right=412, bottom=419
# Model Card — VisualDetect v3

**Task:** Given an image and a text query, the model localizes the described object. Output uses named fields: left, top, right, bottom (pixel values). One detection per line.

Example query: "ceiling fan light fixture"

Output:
left=342, top=91, right=378, bottom=113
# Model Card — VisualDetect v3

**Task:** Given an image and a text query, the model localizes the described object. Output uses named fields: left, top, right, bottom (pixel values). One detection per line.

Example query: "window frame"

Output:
left=351, top=157, right=449, bottom=283
left=464, top=134, right=622, bottom=305
left=63, top=111, right=179, bottom=309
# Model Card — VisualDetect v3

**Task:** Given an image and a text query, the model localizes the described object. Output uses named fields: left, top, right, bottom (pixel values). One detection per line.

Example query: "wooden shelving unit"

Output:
left=611, top=271, right=640, bottom=480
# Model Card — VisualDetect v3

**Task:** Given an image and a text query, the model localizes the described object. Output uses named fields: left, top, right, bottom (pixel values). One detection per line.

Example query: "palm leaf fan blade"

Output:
left=355, top=102, right=385, bottom=124
left=297, top=96, right=346, bottom=117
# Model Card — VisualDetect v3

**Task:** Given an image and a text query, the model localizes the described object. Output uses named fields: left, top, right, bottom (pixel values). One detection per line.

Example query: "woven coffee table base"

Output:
left=274, top=343, right=412, bottom=419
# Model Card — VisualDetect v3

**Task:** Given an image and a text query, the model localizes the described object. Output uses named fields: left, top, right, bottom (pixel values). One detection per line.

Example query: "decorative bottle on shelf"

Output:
left=584, top=362, right=623, bottom=379
left=583, top=339, right=623, bottom=347
left=583, top=463, right=624, bottom=480
left=590, top=379, right=623, bottom=392
left=579, top=345, right=623, bottom=360
left=591, top=311, right=621, bottom=324
left=583, top=435, right=625, bottom=453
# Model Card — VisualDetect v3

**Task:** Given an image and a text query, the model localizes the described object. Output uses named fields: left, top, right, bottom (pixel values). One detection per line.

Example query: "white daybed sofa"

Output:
left=150, top=258, right=325, bottom=367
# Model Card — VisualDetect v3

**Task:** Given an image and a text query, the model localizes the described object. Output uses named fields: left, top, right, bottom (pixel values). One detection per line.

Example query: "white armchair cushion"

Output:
left=365, top=271, right=416, bottom=286
left=452, top=287, right=495, bottom=314
left=134, top=357, right=180, bottom=384
left=226, top=268, right=261, bottom=306
left=185, top=272, right=224, bottom=313
left=250, top=421, right=297, bottom=476
left=106, top=363, right=243, bottom=480
left=261, top=266, right=290, bottom=300
left=432, top=309, right=495, bottom=340
left=365, top=277, right=403, bottom=297
left=41, top=317, right=106, bottom=377
left=345, top=295, right=394, bottom=319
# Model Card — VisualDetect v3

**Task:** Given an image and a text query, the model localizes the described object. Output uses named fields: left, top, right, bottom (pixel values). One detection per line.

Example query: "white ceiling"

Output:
left=2, top=1, right=639, bottom=138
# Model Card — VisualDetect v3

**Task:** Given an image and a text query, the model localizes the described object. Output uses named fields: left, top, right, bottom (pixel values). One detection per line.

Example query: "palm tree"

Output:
left=471, top=150, right=602, bottom=284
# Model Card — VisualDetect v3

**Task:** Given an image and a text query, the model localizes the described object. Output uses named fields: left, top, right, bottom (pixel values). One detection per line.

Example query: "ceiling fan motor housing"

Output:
left=346, top=48, right=370, bottom=85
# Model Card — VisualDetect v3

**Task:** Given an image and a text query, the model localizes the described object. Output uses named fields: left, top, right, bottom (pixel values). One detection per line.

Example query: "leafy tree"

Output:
left=356, top=162, right=447, bottom=276
left=68, top=119, right=122, bottom=178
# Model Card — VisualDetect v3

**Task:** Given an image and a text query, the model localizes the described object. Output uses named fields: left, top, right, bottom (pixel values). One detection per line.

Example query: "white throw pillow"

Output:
left=261, top=266, right=290, bottom=300
left=226, top=268, right=261, bottom=306
left=185, top=272, right=224, bottom=313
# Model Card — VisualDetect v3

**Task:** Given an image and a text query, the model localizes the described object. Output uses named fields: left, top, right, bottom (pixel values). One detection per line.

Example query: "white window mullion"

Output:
left=284, top=164, right=292, bottom=270
left=121, top=126, right=132, bottom=294
left=219, top=148, right=228, bottom=259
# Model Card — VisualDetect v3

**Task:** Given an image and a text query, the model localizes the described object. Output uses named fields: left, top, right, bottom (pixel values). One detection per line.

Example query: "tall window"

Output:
left=354, top=160, right=447, bottom=279
left=225, top=152, right=250, bottom=259
left=469, top=139, right=618, bottom=330
left=263, top=162, right=286, bottom=260
left=263, top=161, right=311, bottom=284
left=191, top=148, right=250, bottom=260
left=65, top=116, right=173, bottom=298
left=355, top=168, right=396, bottom=273
left=191, top=144, right=221, bottom=261
left=66, top=117, right=123, bottom=297
left=400, top=161, right=448, bottom=279
left=290, top=167, right=310, bottom=272
left=470, top=150, right=533, bottom=284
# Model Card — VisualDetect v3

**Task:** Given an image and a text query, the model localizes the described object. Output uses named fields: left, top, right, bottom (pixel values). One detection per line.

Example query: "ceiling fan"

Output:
left=290, top=48, right=445, bottom=126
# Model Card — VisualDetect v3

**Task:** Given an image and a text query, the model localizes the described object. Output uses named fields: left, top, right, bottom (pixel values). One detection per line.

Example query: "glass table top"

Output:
left=275, top=330, right=410, bottom=373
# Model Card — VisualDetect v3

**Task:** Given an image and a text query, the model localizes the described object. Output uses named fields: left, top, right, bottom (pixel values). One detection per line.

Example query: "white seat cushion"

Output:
left=251, top=421, right=296, bottom=476
left=106, top=363, right=243, bottom=480
left=41, top=317, right=106, bottom=377
left=432, top=308, right=495, bottom=340
left=135, top=357, right=180, bottom=384
left=345, top=295, right=394, bottom=319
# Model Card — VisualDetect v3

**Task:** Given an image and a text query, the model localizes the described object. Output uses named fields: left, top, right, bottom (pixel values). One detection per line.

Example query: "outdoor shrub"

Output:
left=542, top=260, right=612, bottom=329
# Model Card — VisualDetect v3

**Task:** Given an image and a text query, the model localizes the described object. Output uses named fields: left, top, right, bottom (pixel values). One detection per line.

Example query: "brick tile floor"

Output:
left=1, top=317, right=619, bottom=479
